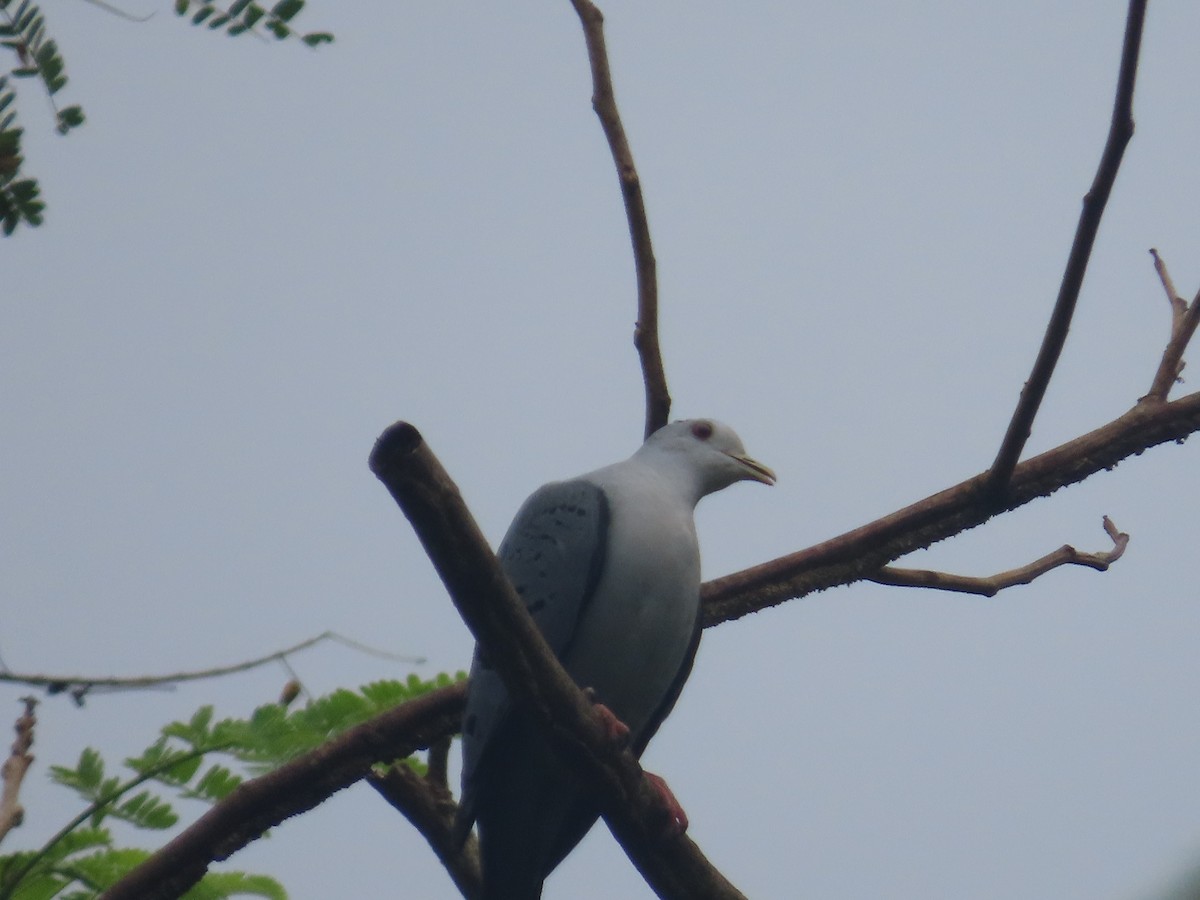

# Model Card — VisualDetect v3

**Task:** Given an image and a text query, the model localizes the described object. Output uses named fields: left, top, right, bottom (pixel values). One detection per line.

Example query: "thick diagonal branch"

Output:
left=867, top=516, right=1128, bottom=597
left=368, top=421, right=744, bottom=900
left=569, top=0, right=670, bottom=438
left=987, top=0, right=1147, bottom=494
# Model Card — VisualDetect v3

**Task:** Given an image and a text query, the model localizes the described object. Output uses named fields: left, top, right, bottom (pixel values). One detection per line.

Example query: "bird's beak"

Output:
left=728, top=452, right=776, bottom=486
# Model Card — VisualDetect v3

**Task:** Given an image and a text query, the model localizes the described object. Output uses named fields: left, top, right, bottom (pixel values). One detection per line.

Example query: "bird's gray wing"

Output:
left=454, top=478, right=609, bottom=842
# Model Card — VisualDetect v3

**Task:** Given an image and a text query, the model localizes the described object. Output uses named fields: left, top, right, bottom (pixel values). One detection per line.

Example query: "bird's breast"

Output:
left=561, top=479, right=700, bottom=739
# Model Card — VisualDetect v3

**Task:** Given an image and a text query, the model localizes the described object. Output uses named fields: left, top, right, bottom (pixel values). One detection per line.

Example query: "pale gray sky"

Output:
left=4, top=2, right=1200, bottom=898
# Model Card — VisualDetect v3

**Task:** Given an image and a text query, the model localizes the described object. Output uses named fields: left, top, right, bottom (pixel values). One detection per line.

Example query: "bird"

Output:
left=453, top=418, right=774, bottom=899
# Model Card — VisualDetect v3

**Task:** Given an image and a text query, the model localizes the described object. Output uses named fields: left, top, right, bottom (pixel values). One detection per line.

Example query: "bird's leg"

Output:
left=580, top=689, right=686, bottom=836
left=643, top=771, right=689, bottom=838
left=583, top=688, right=632, bottom=746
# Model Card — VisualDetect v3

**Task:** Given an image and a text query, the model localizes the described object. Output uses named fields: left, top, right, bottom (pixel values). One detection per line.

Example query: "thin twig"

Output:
left=568, top=0, right=670, bottom=439
left=368, top=422, right=746, bottom=899
left=1144, top=249, right=1200, bottom=402
left=987, top=0, right=1147, bottom=496
left=79, top=0, right=154, bottom=22
left=0, top=698, right=36, bottom=846
left=1149, top=248, right=1187, bottom=316
left=867, top=516, right=1128, bottom=596
left=0, top=631, right=423, bottom=698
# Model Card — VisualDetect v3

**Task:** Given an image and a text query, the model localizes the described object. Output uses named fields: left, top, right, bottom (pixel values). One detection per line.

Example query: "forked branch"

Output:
left=703, top=390, right=1200, bottom=626
left=1144, top=249, right=1200, bottom=402
left=987, top=0, right=1147, bottom=495
left=569, top=0, right=670, bottom=438
left=868, top=517, right=1128, bottom=597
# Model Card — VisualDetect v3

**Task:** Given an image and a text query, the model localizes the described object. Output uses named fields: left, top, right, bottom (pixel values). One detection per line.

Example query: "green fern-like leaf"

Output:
left=111, top=791, right=178, bottom=830
left=55, top=103, right=83, bottom=134
left=162, top=706, right=217, bottom=748
left=32, top=39, right=64, bottom=94
left=53, top=847, right=150, bottom=895
left=170, top=0, right=327, bottom=45
left=268, top=0, right=301, bottom=23
left=0, top=870, right=71, bottom=900
left=49, top=748, right=105, bottom=795
left=11, top=1, right=34, bottom=32
left=41, top=827, right=113, bottom=862
left=0, top=828, right=113, bottom=900
left=241, top=4, right=264, bottom=28
left=182, top=871, right=286, bottom=900
left=0, top=176, right=43, bottom=233
left=183, top=764, right=243, bottom=803
left=124, top=737, right=203, bottom=786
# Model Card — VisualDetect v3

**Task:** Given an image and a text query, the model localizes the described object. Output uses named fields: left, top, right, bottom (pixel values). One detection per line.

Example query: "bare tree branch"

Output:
left=702, top=389, right=1200, bottom=626
left=0, top=631, right=422, bottom=701
left=987, top=0, right=1147, bottom=495
left=0, top=698, right=36, bottom=846
left=867, top=516, right=1129, bottom=597
left=569, top=0, right=670, bottom=438
left=1144, top=249, right=1200, bottom=402
left=368, top=421, right=746, bottom=899
left=369, top=763, right=481, bottom=900
left=98, top=682, right=467, bottom=900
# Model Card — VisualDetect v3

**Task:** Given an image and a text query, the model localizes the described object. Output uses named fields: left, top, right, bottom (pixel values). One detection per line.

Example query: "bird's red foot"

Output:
left=644, top=771, right=689, bottom=838
left=586, top=696, right=631, bottom=746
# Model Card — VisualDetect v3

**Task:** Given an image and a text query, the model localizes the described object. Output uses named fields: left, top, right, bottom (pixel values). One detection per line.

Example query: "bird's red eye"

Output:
left=691, top=421, right=713, bottom=440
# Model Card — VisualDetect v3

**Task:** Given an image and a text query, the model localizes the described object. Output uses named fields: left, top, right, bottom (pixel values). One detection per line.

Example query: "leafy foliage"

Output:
left=0, top=673, right=460, bottom=900
left=0, top=105, right=44, bottom=234
left=0, top=0, right=83, bottom=234
left=173, top=0, right=333, bottom=45
left=0, top=0, right=330, bottom=237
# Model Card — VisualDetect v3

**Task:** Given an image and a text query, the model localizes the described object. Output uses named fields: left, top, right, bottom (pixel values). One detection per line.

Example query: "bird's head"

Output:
left=639, top=418, right=775, bottom=499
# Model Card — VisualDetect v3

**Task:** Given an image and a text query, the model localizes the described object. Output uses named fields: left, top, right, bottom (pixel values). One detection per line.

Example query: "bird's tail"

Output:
left=479, top=851, right=544, bottom=900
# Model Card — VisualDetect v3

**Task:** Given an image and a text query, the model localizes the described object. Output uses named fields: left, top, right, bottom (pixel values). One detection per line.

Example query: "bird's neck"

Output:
left=624, top=450, right=708, bottom=508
